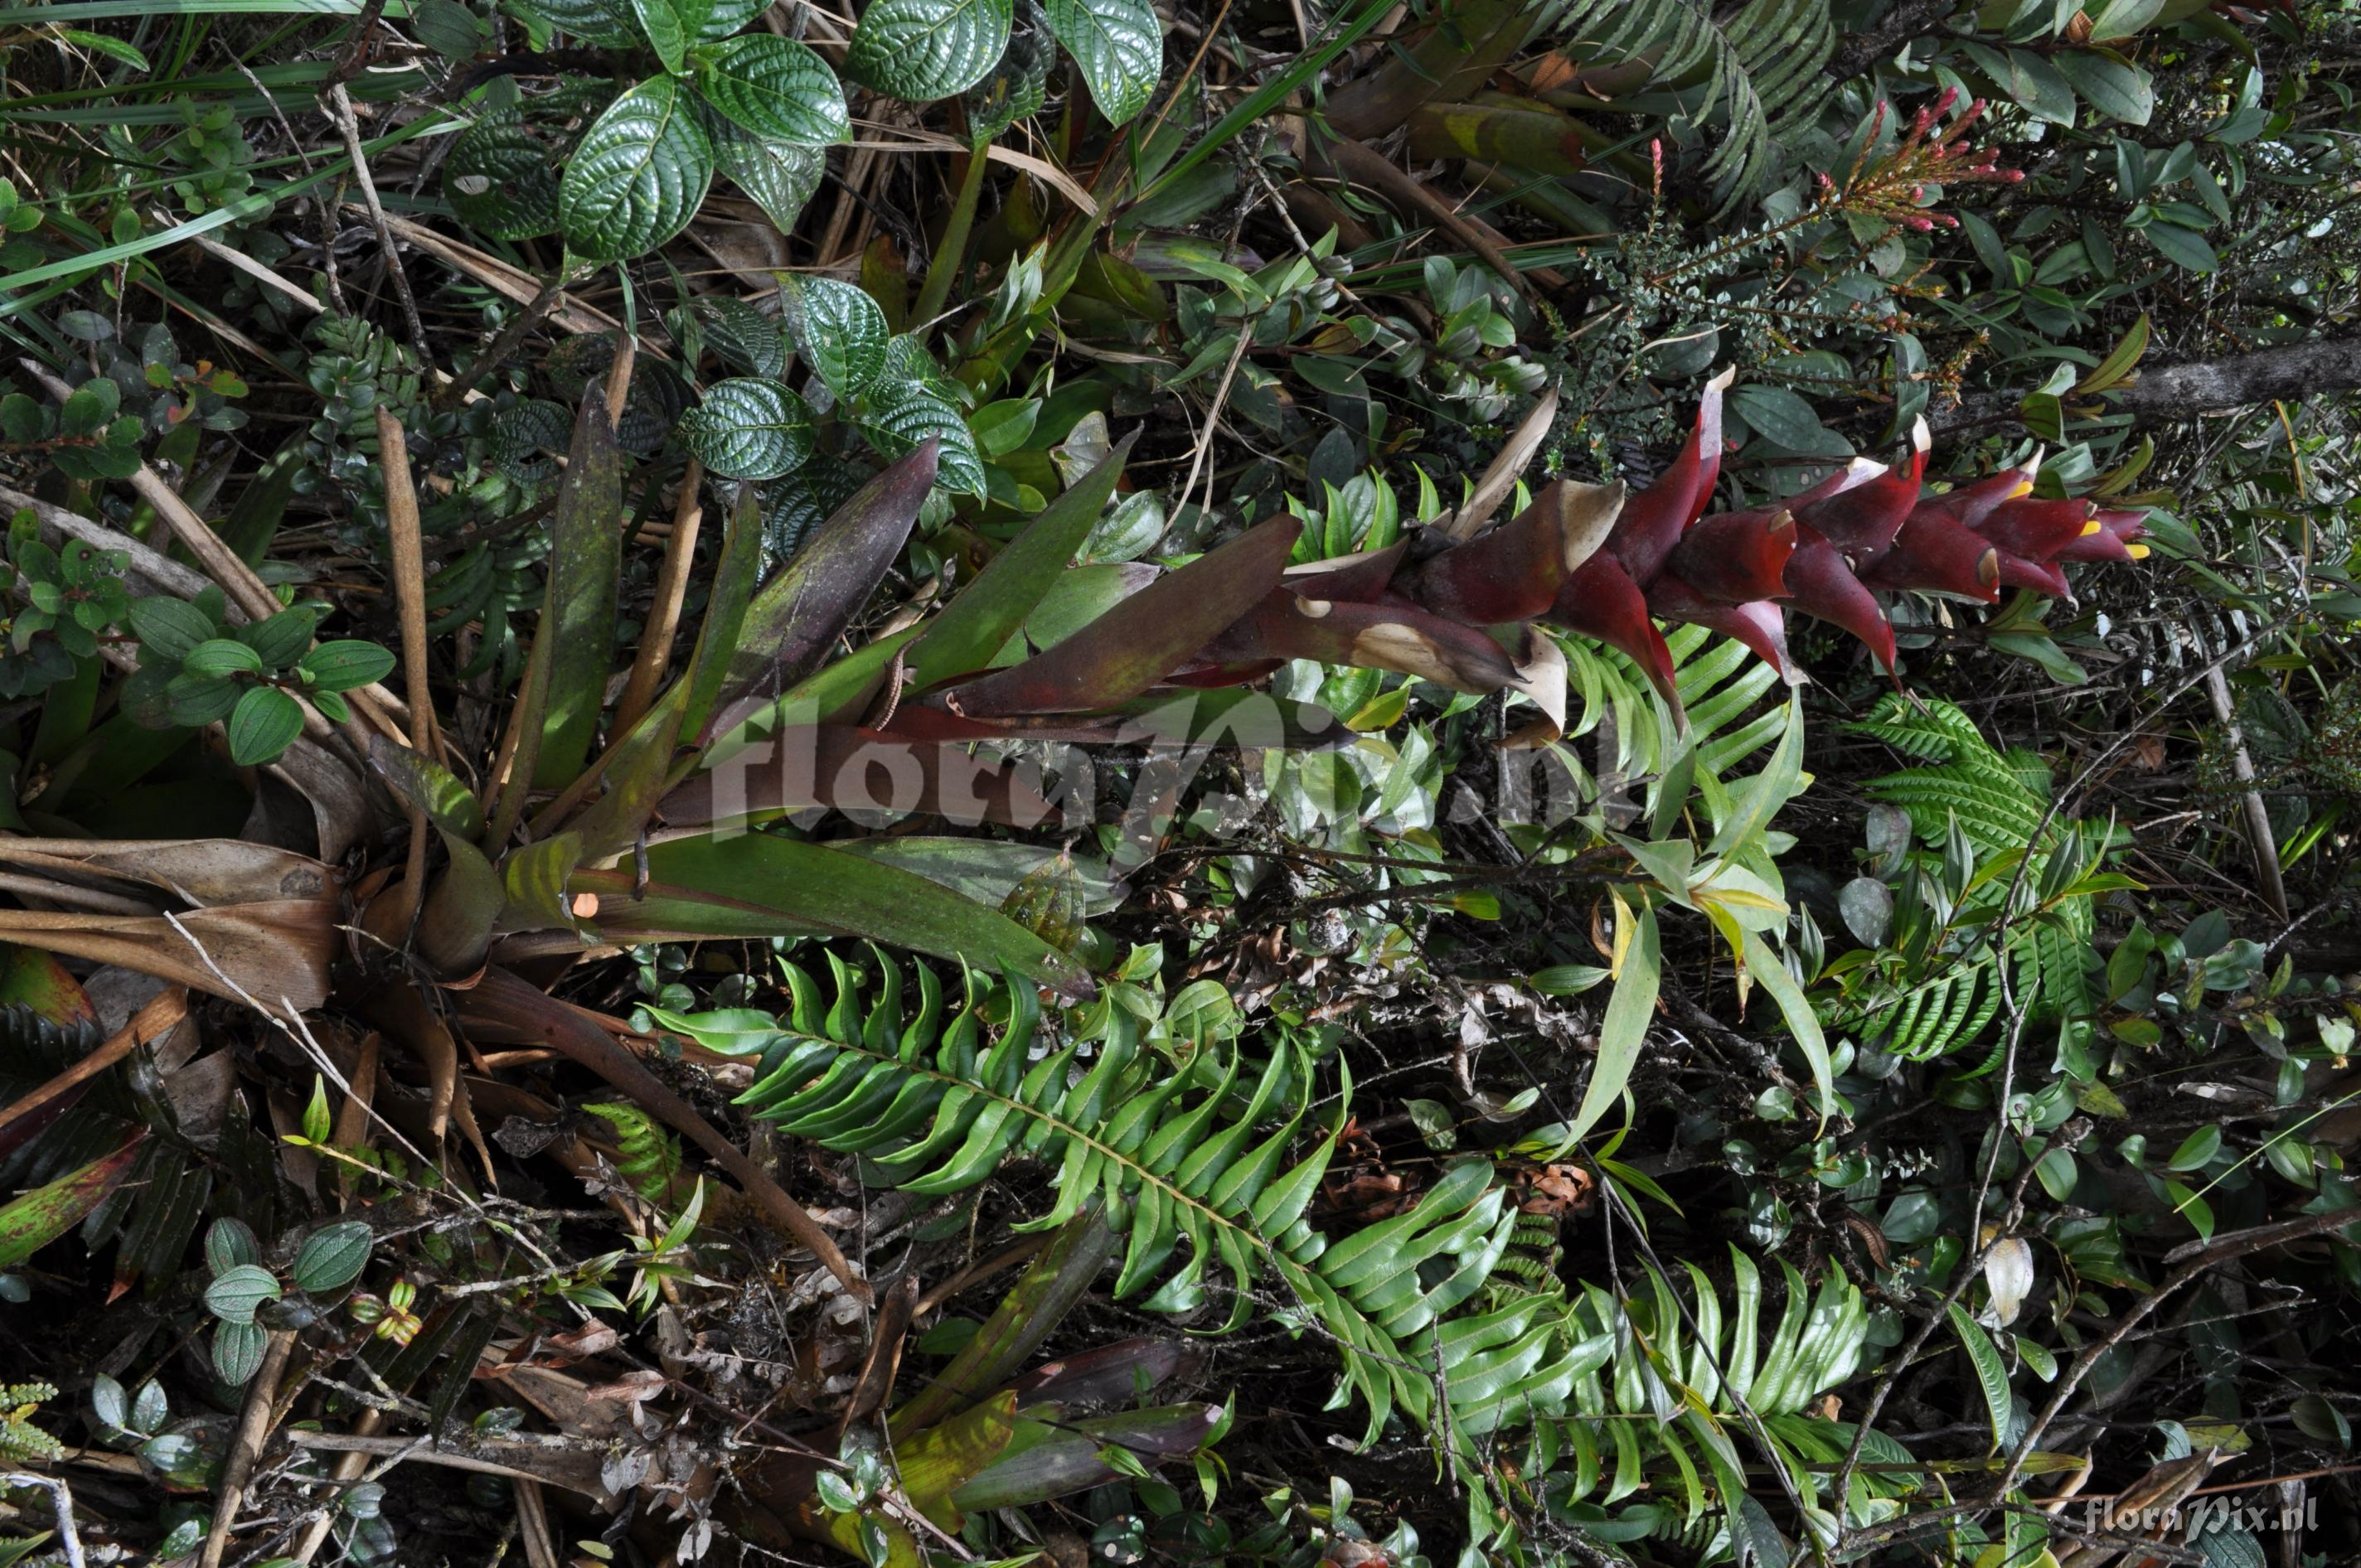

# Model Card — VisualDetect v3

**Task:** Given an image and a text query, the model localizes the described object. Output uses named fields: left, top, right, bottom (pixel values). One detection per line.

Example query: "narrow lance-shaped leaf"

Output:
left=1946, top=1301, right=2014, bottom=1453
left=1561, top=903, right=1660, bottom=1149
left=904, top=433, right=1134, bottom=690
left=0, top=1133, right=143, bottom=1268
left=941, top=515, right=1302, bottom=717
left=701, top=442, right=938, bottom=747
left=531, top=387, right=626, bottom=788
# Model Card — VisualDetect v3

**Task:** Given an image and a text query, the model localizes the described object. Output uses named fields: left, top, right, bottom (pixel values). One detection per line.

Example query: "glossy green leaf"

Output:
left=681, top=377, right=815, bottom=480
left=2145, top=219, right=2217, bottom=273
left=781, top=276, right=890, bottom=399
left=860, top=381, right=985, bottom=497
left=1044, top=0, right=1161, bottom=125
left=631, top=0, right=705, bottom=72
left=445, top=110, right=563, bottom=240
left=709, top=118, right=824, bottom=231
left=846, top=0, right=1013, bottom=102
left=693, top=35, right=849, bottom=146
left=559, top=77, right=715, bottom=263
left=1946, top=1302, right=2013, bottom=1452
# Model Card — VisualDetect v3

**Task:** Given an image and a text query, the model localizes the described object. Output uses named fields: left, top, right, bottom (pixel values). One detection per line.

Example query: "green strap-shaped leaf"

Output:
left=846, top=0, right=1014, bottom=102
left=1561, top=903, right=1660, bottom=1148
left=681, top=377, right=814, bottom=480
left=1044, top=0, right=1161, bottom=124
left=905, top=433, right=1131, bottom=688
left=559, top=77, right=715, bottom=263
left=530, top=389, right=624, bottom=787
left=693, top=35, right=848, bottom=146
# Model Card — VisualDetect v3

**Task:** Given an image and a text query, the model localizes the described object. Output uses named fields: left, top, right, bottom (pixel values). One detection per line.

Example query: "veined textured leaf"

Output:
left=445, top=110, right=562, bottom=240
left=559, top=77, right=715, bottom=263
left=964, top=13, right=1050, bottom=141
left=630, top=0, right=701, bottom=72
left=708, top=115, right=824, bottom=232
left=1946, top=1302, right=2014, bottom=1452
left=759, top=462, right=870, bottom=568
left=691, top=295, right=791, bottom=379
left=695, top=0, right=765, bottom=37
left=846, top=0, right=1014, bottom=102
left=517, top=0, right=638, bottom=45
left=861, top=381, right=985, bottom=496
left=693, top=35, right=850, bottom=147
left=681, top=377, right=815, bottom=480
left=781, top=276, right=890, bottom=398
left=1045, top=0, right=1161, bottom=125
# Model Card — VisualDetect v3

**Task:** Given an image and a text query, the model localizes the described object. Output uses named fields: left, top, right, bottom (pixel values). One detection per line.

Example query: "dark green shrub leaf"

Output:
left=517, top=0, right=639, bottom=46
left=182, top=637, right=264, bottom=677
left=2057, top=48, right=2152, bottom=125
left=204, top=1217, right=260, bottom=1277
left=708, top=117, right=824, bottom=232
left=693, top=35, right=850, bottom=146
left=446, top=112, right=563, bottom=240
left=631, top=0, right=696, bottom=72
left=781, top=277, right=889, bottom=399
left=860, top=382, right=984, bottom=496
left=165, top=670, right=240, bottom=726
left=211, top=1319, right=268, bottom=1385
left=299, top=641, right=397, bottom=694
left=291, top=1222, right=373, bottom=1294
left=204, top=1263, right=281, bottom=1325
left=237, top=606, right=323, bottom=669
left=846, top=0, right=1013, bottom=102
left=1044, top=0, right=1161, bottom=125
left=128, top=596, right=215, bottom=661
left=681, top=377, right=815, bottom=480
left=559, top=78, right=715, bottom=263
left=225, top=686, right=305, bottom=766
left=2145, top=220, right=2217, bottom=273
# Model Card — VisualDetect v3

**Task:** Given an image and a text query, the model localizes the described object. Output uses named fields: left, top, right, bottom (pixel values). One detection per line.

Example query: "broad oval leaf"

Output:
left=212, top=1319, right=269, bottom=1385
left=205, top=1217, right=261, bottom=1277
left=226, top=685, right=305, bottom=767
left=205, top=1263, right=282, bottom=1326
left=694, top=35, right=850, bottom=147
left=560, top=77, right=715, bottom=263
left=782, top=276, right=889, bottom=399
left=696, top=0, right=766, bottom=38
left=682, top=377, right=816, bottom=480
left=445, top=111, right=563, bottom=240
left=709, top=116, right=825, bottom=232
left=860, top=381, right=984, bottom=496
left=846, top=0, right=1014, bottom=103
left=1044, top=0, right=1161, bottom=125
left=291, top=1221, right=374, bottom=1295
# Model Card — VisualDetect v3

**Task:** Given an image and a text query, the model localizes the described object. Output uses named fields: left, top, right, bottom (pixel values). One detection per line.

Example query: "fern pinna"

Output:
left=1820, top=694, right=2129, bottom=1061
left=708, top=951, right=1913, bottom=1545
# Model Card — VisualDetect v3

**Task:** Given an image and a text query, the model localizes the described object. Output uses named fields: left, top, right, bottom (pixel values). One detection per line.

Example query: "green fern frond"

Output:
left=0, top=1383, right=63, bottom=1464
left=584, top=1103, right=682, bottom=1200
left=1544, top=0, right=1837, bottom=209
